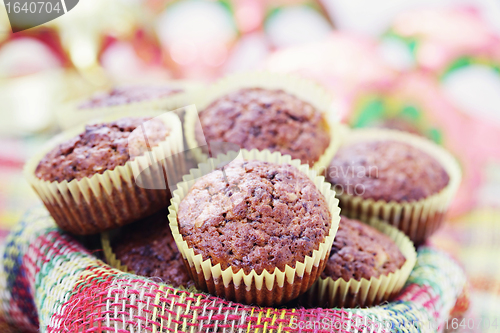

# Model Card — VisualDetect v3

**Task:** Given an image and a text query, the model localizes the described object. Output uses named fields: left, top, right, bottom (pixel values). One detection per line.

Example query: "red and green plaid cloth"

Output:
left=0, top=138, right=485, bottom=333
left=0, top=206, right=468, bottom=332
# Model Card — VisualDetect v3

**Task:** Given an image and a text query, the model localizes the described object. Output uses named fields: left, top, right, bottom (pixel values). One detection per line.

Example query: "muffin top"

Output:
left=35, top=117, right=169, bottom=182
left=177, top=160, right=332, bottom=274
left=326, top=140, right=449, bottom=202
left=112, top=209, right=193, bottom=288
left=79, top=85, right=183, bottom=109
left=322, top=216, right=406, bottom=281
left=196, top=88, right=330, bottom=166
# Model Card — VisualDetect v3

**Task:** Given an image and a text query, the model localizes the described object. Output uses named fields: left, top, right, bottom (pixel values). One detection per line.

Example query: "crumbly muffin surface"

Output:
left=326, top=140, right=449, bottom=202
left=113, top=209, right=193, bottom=288
left=322, top=216, right=406, bottom=281
left=177, top=160, right=332, bottom=274
left=35, top=117, right=169, bottom=182
left=79, top=86, right=183, bottom=109
left=196, top=88, right=330, bottom=166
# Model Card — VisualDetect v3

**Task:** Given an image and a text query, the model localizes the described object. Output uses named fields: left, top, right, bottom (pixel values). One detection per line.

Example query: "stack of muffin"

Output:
left=24, top=72, right=461, bottom=308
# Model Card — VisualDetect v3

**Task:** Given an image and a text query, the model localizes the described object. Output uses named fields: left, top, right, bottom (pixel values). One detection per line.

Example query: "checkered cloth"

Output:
left=0, top=206, right=467, bottom=332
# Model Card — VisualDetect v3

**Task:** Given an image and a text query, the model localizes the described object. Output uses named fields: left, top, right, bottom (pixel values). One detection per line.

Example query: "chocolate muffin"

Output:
left=196, top=88, right=330, bottom=166
left=79, top=86, right=183, bottom=109
left=177, top=159, right=332, bottom=275
left=322, top=216, right=406, bottom=281
left=27, top=115, right=179, bottom=235
left=326, top=140, right=450, bottom=202
left=111, top=210, right=193, bottom=288
left=35, top=117, right=169, bottom=182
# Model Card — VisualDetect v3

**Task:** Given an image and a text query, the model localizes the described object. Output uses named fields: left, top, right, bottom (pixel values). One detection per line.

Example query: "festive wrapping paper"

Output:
left=383, top=7, right=500, bottom=75
left=265, top=32, right=399, bottom=120
left=0, top=136, right=52, bottom=236
left=0, top=69, right=87, bottom=135
left=0, top=206, right=467, bottom=332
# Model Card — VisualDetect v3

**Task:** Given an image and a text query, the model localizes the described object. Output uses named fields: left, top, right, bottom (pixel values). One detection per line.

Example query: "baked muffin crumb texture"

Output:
left=177, top=159, right=332, bottom=274
left=322, top=216, right=406, bottom=281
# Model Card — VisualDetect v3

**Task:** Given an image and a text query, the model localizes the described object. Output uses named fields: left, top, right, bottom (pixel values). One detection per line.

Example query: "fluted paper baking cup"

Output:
left=184, top=71, right=341, bottom=172
left=302, top=218, right=417, bottom=308
left=167, top=149, right=341, bottom=306
left=332, top=128, right=461, bottom=246
left=101, top=231, right=131, bottom=273
left=56, top=80, right=203, bottom=130
left=24, top=112, right=185, bottom=235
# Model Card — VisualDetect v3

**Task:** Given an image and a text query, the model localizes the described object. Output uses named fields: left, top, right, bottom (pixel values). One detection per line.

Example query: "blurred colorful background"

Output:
left=1, top=0, right=500, bottom=331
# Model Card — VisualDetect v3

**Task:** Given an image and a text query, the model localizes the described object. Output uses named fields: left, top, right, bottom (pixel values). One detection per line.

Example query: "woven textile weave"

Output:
left=0, top=206, right=467, bottom=333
